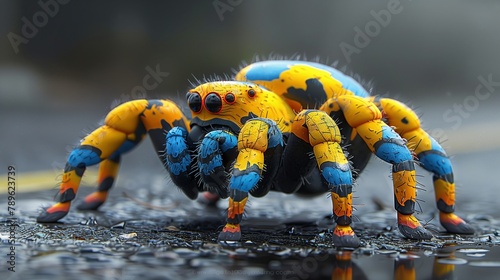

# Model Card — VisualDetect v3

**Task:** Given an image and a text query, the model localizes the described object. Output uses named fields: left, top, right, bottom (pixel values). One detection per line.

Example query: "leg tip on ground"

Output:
left=333, top=234, right=361, bottom=248
left=217, top=231, right=241, bottom=242
left=440, top=213, right=475, bottom=235
left=76, top=201, right=104, bottom=211
left=398, top=224, right=433, bottom=240
left=332, top=225, right=361, bottom=248
left=37, top=211, right=68, bottom=223
left=442, top=221, right=475, bottom=235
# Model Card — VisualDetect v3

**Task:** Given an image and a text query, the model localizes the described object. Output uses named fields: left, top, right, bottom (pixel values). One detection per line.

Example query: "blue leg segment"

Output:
left=165, top=127, right=198, bottom=199
left=373, top=125, right=413, bottom=164
left=321, top=162, right=353, bottom=187
left=166, top=127, right=191, bottom=176
left=229, top=167, right=261, bottom=192
left=417, top=137, right=453, bottom=179
left=197, top=130, right=238, bottom=198
left=67, top=145, right=102, bottom=169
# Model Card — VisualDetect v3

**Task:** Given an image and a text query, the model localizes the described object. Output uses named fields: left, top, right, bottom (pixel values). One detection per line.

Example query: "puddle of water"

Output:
left=468, top=261, right=500, bottom=268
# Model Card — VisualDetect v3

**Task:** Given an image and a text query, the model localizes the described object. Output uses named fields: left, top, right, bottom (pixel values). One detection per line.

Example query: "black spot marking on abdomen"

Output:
left=285, top=78, right=328, bottom=109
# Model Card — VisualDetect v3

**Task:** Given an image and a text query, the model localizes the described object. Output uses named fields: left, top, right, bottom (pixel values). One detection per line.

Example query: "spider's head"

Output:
left=187, top=81, right=267, bottom=135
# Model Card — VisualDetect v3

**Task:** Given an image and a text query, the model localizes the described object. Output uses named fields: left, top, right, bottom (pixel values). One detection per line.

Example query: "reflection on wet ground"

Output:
left=1, top=180, right=500, bottom=280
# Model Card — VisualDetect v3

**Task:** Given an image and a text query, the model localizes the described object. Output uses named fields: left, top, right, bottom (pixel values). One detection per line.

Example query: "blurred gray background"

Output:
left=1, top=0, right=499, bottom=103
left=1, top=1, right=499, bottom=199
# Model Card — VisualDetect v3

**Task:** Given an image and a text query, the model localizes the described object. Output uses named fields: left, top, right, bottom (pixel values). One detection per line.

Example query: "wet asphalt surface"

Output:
left=1, top=99, right=500, bottom=279
left=1, top=177, right=500, bottom=280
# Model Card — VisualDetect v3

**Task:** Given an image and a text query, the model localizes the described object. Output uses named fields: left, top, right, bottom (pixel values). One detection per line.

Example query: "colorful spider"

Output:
left=37, top=60, right=474, bottom=247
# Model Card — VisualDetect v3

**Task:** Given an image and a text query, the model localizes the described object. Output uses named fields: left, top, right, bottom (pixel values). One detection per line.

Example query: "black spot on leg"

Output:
left=173, top=119, right=188, bottom=130
left=230, top=189, right=248, bottom=202
left=392, top=160, right=415, bottom=172
left=163, top=118, right=189, bottom=133
left=59, top=189, right=76, bottom=203
left=232, top=163, right=262, bottom=178
left=133, top=121, right=147, bottom=144
left=161, top=119, right=172, bottom=131
left=146, top=100, right=164, bottom=110
left=432, top=173, right=454, bottom=184
left=401, top=117, right=409, bottom=124
left=64, top=163, right=86, bottom=177
left=437, top=199, right=455, bottom=213
left=98, top=177, right=114, bottom=191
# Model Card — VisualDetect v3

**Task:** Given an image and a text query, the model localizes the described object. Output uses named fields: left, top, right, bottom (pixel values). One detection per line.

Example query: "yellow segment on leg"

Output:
left=80, top=126, right=127, bottom=159
left=105, top=100, right=148, bottom=133
left=237, top=119, right=270, bottom=152
left=313, top=142, right=348, bottom=167
left=304, top=111, right=342, bottom=145
left=227, top=197, right=248, bottom=219
left=393, top=169, right=417, bottom=208
left=337, top=95, right=382, bottom=128
left=376, top=98, right=421, bottom=134
left=233, top=148, right=264, bottom=172
left=331, top=192, right=353, bottom=218
left=140, top=99, right=190, bottom=131
left=401, top=129, right=433, bottom=154
left=434, top=178, right=455, bottom=207
left=97, top=159, right=120, bottom=184
left=353, top=120, right=388, bottom=153
left=60, top=169, right=83, bottom=196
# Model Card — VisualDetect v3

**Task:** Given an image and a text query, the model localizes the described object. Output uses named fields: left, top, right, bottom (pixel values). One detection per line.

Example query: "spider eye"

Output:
left=185, top=92, right=192, bottom=100
left=225, top=93, right=235, bottom=104
left=205, top=92, right=222, bottom=113
left=188, top=92, right=202, bottom=113
left=248, top=89, right=256, bottom=98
